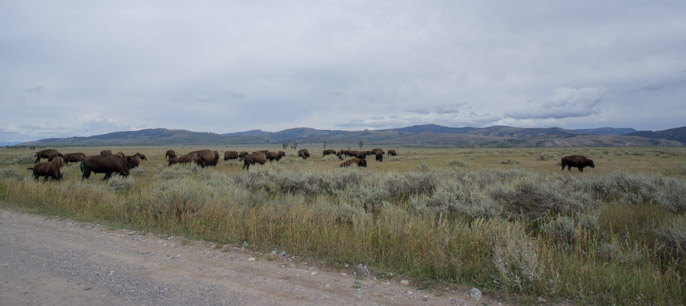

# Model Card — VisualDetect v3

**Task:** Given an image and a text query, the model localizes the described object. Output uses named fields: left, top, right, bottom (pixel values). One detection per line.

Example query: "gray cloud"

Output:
left=1, top=1, right=685, bottom=142
left=505, top=87, right=605, bottom=120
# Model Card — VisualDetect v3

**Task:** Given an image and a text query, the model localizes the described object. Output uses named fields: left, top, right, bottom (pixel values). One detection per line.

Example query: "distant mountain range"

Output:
left=17, top=125, right=685, bottom=148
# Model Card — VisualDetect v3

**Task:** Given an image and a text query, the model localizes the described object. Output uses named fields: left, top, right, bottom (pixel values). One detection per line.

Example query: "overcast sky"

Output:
left=2, top=1, right=685, bottom=142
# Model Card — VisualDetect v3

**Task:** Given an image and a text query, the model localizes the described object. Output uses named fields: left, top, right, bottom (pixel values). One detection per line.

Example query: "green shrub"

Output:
left=108, top=176, right=134, bottom=192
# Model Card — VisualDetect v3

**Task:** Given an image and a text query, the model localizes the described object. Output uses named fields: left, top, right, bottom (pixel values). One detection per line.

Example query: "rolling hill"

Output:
left=17, top=125, right=685, bottom=147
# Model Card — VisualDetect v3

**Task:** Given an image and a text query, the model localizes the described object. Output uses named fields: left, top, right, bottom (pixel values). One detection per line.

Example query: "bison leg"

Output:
left=103, top=172, right=112, bottom=180
left=579, top=166, right=584, bottom=172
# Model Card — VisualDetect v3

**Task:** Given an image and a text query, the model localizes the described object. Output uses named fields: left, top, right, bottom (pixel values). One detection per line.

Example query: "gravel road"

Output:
left=0, top=209, right=507, bottom=305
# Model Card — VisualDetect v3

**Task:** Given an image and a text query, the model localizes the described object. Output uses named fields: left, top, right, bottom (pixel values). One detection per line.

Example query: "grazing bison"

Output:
left=238, top=151, right=249, bottom=160
left=165, top=150, right=177, bottom=160
left=370, top=148, right=384, bottom=155
left=63, top=152, right=86, bottom=165
left=126, top=154, right=141, bottom=169
left=387, top=150, right=397, bottom=156
left=167, top=157, right=179, bottom=166
left=35, top=149, right=63, bottom=163
left=298, top=149, right=310, bottom=159
left=27, top=157, right=64, bottom=181
left=174, top=153, right=199, bottom=165
left=350, top=150, right=367, bottom=159
left=242, top=152, right=267, bottom=170
left=224, top=151, right=239, bottom=160
left=265, top=151, right=281, bottom=162
left=340, top=158, right=367, bottom=168
left=189, top=149, right=219, bottom=167
left=81, top=154, right=130, bottom=180
left=561, top=155, right=595, bottom=172
left=277, top=151, right=286, bottom=159
left=100, top=150, right=112, bottom=156
left=134, top=152, right=147, bottom=160
left=323, top=149, right=337, bottom=157
left=375, top=151, right=383, bottom=162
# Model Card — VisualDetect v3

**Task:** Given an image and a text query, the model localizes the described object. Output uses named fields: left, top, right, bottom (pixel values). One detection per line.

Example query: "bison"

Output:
left=370, top=148, right=384, bottom=155
left=224, top=151, right=239, bottom=160
left=35, top=149, right=63, bottom=163
left=561, top=155, right=595, bottom=172
left=27, top=156, right=64, bottom=181
left=340, top=158, right=367, bottom=168
left=387, top=150, right=397, bottom=156
left=172, top=152, right=199, bottom=166
left=167, top=157, right=179, bottom=166
left=375, top=151, right=383, bottom=162
left=100, top=150, right=112, bottom=156
left=265, top=151, right=281, bottom=162
left=165, top=149, right=177, bottom=160
left=126, top=154, right=141, bottom=169
left=238, top=151, right=249, bottom=160
left=323, top=149, right=337, bottom=157
left=349, top=150, right=367, bottom=159
left=277, top=151, right=286, bottom=159
left=298, top=149, right=310, bottom=159
left=189, top=149, right=219, bottom=167
left=134, top=152, right=147, bottom=160
left=63, top=152, right=86, bottom=165
left=242, top=152, right=267, bottom=170
left=81, top=154, right=130, bottom=180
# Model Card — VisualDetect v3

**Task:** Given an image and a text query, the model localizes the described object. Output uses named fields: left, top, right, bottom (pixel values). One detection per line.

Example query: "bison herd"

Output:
left=25, top=148, right=596, bottom=182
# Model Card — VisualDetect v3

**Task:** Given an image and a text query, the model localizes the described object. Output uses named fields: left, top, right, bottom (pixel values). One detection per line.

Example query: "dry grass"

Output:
left=1, top=146, right=685, bottom=305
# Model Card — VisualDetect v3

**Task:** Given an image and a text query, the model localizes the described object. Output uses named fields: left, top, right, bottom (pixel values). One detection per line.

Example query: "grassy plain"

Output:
left=1, top=145, right=685, bottom=304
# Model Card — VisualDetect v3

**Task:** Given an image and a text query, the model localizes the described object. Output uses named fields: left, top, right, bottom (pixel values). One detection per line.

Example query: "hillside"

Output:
left=626, top=127, right=686, bottom=144
left=18, top=125, right=685, bottom=147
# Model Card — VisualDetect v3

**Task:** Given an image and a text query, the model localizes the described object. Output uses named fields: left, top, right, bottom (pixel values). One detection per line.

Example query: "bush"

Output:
left=147, top=179, right=211, bottom=218
left=654, top=215, right=686, bottom=249
left=108, top=176, right=134, bottom=192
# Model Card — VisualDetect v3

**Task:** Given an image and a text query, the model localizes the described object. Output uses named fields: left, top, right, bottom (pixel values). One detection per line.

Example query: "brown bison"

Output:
left=115, top=152, right=126, bottom=159
left=100, top=150, right=112, bottom=156
left=28, top=156, right=64, bottom=181
left=340, top=158, right=367, bottom=168
left=165, top=149, right=177, bottom=159
left=242, top=152, right=267, bottom=170
left=35, top=149, right=63, bottom=163
left=277, top=151, right=286, bottom=159
left=323, top=149, right=337, bottom=157
left=298, top=149, right=310, bottom=159
left=238, top=151, right=249, bottom=160
left=126, top=154, right=141, bottom=169
left=388, top=150, right=397, bottom=156
left=189, top=149, right=219, bottom=167
left=81, top=154, right=130, bottom=180
left=375, top=151, right=383, bottom=162
left=350, top=150, right=367, bottom=159
left=561, top=155, right=595, bottom=172
left=370, top=148, right=384, bottom=155
left=134, top=152, right=147, bottom=160
left=224, top=151, right=239, bottom=160
left=265, top=151, right=282, bottom=162
left=63, top=152, right=86, bottom=165
left=167, top=157, right=179, bottom=166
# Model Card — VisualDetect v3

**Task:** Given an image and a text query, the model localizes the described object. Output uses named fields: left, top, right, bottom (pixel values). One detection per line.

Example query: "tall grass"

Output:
left=0, top=147, right=684, bottom=304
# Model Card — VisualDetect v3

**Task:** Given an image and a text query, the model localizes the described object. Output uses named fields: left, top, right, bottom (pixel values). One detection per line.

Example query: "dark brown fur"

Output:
left=388, top=150, right=397, bottom=156
left=100, top=150, right=112, bottom=156
left=165, top=150, right=177, bottom=159
left=35, top=149, right=63, bottom=163
left=370, top=148, right=384, bottom=155
left=63, top=152, right=86, bottom=165
left=126, top=154, right=141, bottom=169
left=375, top=151, right=383, bottom=162
left=238, top=151, right=249, bottom=160
left=189, top=149, right=219, bottom=167
left=340, top=158, right=367, bottom=168
left=224, top=151, right=239, bottom=160
left=298, top=149, right=310, bottom=159
left=265, top=151, right=281, bottom=162
left=28, top=157, right=64, bottom=181
left=323, top=149, right=336, bottom=156
left=242, top=152, right=267, bottom=170
left=561, top=155, right=595, bottom=172
left=277, top=151, right=286, bottom=159
left=81, top=155, right=130, bottom=180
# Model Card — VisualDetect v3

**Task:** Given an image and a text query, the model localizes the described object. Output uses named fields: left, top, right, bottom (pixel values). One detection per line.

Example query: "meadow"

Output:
left=1, top=145, right=685, bottom=304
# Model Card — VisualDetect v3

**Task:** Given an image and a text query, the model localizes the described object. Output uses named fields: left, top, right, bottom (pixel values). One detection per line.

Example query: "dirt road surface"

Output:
left=0, top=209, right=507, bottom=305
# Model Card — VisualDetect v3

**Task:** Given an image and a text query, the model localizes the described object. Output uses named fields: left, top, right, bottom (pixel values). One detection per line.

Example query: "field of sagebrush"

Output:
left=1, top=146, right=685, bottom=304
